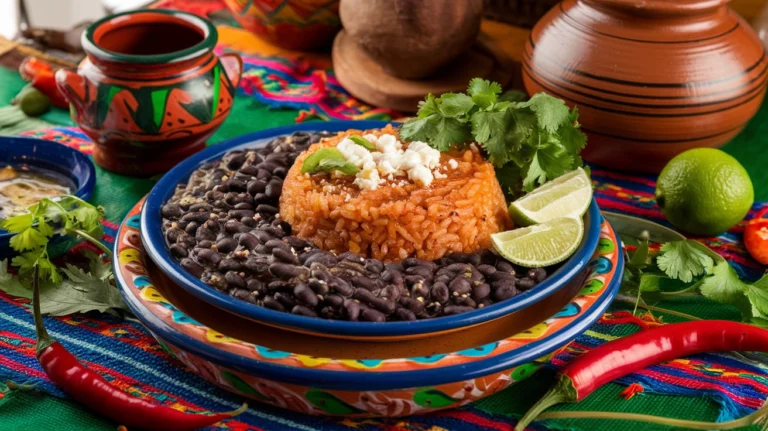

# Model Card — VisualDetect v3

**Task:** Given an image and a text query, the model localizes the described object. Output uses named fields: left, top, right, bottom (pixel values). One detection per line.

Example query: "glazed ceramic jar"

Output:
left=523, top=0, right=767, bottom=173
left=56, top=10, right=242, bottom=176
left=222, top=0, right=340, bottom=51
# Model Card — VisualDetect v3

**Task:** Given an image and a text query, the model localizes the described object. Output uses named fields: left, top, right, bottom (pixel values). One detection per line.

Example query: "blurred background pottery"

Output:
left=222, top=0, right=341, bottom=51
left=55, top=9, right=242, bottom=176
left=340, top=0, right=483, bottom=80
left=523, top=0, right=768, bottom=173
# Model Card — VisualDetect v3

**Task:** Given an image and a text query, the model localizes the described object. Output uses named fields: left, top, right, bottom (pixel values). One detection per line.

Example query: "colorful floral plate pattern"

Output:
left=116, top=199, right=622, bottom=415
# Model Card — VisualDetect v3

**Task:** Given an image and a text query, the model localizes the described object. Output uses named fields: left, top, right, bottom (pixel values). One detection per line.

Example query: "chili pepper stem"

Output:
left=515, top=375, right=577, bottom=431
left=535, top=398, right=768, bottom=430
left=31, top=267, right=56, bottom=355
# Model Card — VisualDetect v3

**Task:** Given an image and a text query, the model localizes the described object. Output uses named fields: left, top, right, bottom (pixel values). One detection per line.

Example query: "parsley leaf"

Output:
left=467, top=78, right=501, bottom=108
left=439, top=93, right=475, bottom=118
left=471, top=110, right=510, bottom=165
left=0, top=260, right=26, bottom=295
left=517, top=93, right=571, bottom=133
left=1, top=213, right=33, bottom=233
left=656, top=240, right=714, bottom=283
left=431, top=116, right=471, bottom=151
left=700, top=260, right=748, bottom=305
left=747, top=274, right=768, bottom=317
left=9, top=227, right=48, bottom=252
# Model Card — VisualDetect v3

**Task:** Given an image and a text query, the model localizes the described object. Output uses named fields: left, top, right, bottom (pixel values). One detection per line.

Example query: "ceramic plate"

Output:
left=140, top=120, right=602, bottom=341
left=117, top=199, right=622, bottom=415
left=0, top=137, right=96, bottom=257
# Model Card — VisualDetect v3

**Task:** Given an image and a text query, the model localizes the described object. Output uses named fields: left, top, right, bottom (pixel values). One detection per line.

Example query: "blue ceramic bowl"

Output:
left=141, top=121, right=601, bottom=341
left=0, top=137, right=96, bottom=257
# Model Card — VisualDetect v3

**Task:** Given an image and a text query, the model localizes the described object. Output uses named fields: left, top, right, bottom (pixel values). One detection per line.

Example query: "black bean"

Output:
left=161, top=203, right=183, bottom=218
left=395, top=308, right=417, bottom=321
left=444, top=263, right=471, bottom=274
left=353, top=288, right=395, bottom=314
left=196, top=248, right=222, bottom=266
left=324, top=294, right=344, bottom=309
left=492, top=285, right=518, bottom=301
left=365, top=259, right=384, bottom=274
left=476, top=248, right=498, bottom=265
left=184, top=222, right=199, bottom=235
left=198, top=240, right=214, bottom=249
left=361, top=308, right=386, bottom=322
left=320, top=306, right=337, bottom=319
left=265, top=239, right=290, bottom=253
left=204, top=272, right=227, bottom=290
left=343, top=299, right=361, bottom=321
left=292, top=305, right=317, bottom=317
left=273, top=166, right=287, bottom=177
left=169, top=244, right=188, bottom=258
left=247, top=180, right=267, bottom=196
left=246, top=279, right=265, bottom=294
left=234, top=202, right=254, bottom=210
left=181, top=258, right=204, bottom=277
left=229, top=209, right=255, bottom=219
left=405, top=266, right=433, bottom=279
left=257, top=169, right=271, bottom=180
left=477, top=264, right=496, bottom=277
left=224, top=271, right=246, bottom=288
left=410, top=279, right=431, bottom=299
left=449, top=277, right=472, bottom=295
left=350, top=275, right=377, bottom=291
left=431, top=282, right=450, bottom=303
left=244, top=257, right=269, bottom=274
left=273, top=248, right=299, bottom=264
left=489, top=271, right=515, bottom=282
left=224, top=219, right=249, bottom=234
left=402, top=258, right=435, bottom=270
left=265, top=179, right=283, bottom=198
left=274, top=292, right=296, bottom=309
left=496, top=261, right=516, bottom=274
left=442, top=305, right=474, bottom=315
left=238, top=233, right=260, bottom=250
left=449, top=253, right=481, bottom=266
left=399, top=297, right=425, bottom=315
left=385, top=262, right=405, bottom=273
left=328, top=276, right=354, bottom=297
left=472, top=283, right=491, bottom=302
left=308, top=279, right=330, bottom=295
left=380, top=285, right=402, bottom=302
left=528, top=267, right=547, bottom=283
left=216, top=237, right=237, bottom=253
left=181, top=211, right=210, bottom=223
left=434, top=274, right=451, bottom=284
left=269, top=262, right=308, bottom=280
left=252, top=229, right=273, bottom=244
left=219, top=258, right=243, bottom=272
left=454, top=296, right=477, bottom=308
left=253, top=193, right=271, bottom=205
left=189, top=203, right=212, bottom=212
left=516, top=277, right=536, bottom=291
left=263, top=296, right=285, bottom=312
left=195, top=226, right=216, bottom=241
left=285, top=236, right=311, bottom=250
left=294, top=283, right=318, bottom=307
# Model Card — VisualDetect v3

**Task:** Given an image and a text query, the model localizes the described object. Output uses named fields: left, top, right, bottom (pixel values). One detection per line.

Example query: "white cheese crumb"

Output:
left=448, top=159, right=458, bottom=169
left=408, top=165, right=434, bottom=187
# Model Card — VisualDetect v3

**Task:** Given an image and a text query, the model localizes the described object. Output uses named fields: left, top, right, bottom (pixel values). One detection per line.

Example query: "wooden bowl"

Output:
left=523, top=0, right=768, bottom=173
left=115, top=200, right=623, bottom=416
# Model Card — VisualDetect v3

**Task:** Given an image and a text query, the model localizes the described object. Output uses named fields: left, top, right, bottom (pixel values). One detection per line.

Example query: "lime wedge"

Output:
left=491, top=217, right=584, bottom=267
left=510, top=167, right=593, bottom=226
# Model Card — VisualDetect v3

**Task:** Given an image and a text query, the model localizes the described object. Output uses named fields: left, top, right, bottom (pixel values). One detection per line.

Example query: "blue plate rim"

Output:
left=0, top=136, right=96, bottom=239
left=140, top=121, right=601, bottom=338
left=116, top=219, right=622, bottom=390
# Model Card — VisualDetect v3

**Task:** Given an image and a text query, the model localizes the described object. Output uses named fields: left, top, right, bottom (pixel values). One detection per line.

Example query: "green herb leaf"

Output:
left=522, top=141, right=573, bottom=191
left=431, top=116, right=472, bottom=151
left=656, top=240, right=715, bottom=283
left=700, top=260, right=749, bottom=312
left=517, top=93, right=571, bottom=133
left=638, top=274, right=665, bottom=292
left=348, top=135, right=375, bottom=150
left=9, top=228, right=48, bottom=252
left=467, top=78, right=502, bottom=108
left=747, top=273, right=768, bottom=317
left=1, top=213, right=33, bottom=233
left=301, top=148, right=348, bottom=174
left=316, top=158, right=360, bottom=175
left=629, top=239, right=650, bottom=270
left=499, top=90, right=528, bottom=103
left=439, top=93, right=475, bottom=118
left=471, top=110, right=510, bottom=165
left=0, top=260, right=26, bottom=295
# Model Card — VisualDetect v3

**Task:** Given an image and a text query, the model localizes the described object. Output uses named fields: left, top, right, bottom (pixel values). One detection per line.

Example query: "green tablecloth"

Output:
left=1, top=65, right=767, bottom=431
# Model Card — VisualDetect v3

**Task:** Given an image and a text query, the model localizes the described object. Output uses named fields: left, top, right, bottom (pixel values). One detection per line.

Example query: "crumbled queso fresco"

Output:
left=335, top=133, right=448, bottom=190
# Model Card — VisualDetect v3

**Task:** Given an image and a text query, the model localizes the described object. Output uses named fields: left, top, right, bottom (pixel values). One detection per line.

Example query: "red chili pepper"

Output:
left=515, top=320, right=768, bottom=430
left=31, top=71, right=69, bottom=109
left=31, top=269, right=246, bottom=431
left=745, top=208, right=768, bottom=265
left=19, top=56, right=52, bottom=81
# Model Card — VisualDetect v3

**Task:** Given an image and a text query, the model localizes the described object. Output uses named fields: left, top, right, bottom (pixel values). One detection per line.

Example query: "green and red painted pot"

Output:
left=55, top=10, right=242, bottom=176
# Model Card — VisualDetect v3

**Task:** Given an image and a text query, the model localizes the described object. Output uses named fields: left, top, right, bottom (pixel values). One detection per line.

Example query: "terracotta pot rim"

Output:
left=582, top=0, right=728, bottom=16
left=81, top=9, right=218, bottom=65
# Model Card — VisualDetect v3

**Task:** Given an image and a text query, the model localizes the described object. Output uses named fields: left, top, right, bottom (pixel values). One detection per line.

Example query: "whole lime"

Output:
left=655, top=148, right=753, bottom=236
left=19, top=87, right=50, bottom=117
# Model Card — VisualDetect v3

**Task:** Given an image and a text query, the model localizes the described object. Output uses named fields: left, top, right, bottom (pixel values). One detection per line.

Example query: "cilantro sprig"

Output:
left=623, top=238, right=768, bottom=327
left=1, top=196, right=107, bottom=283
left=400, top=78, right=587, bottom=195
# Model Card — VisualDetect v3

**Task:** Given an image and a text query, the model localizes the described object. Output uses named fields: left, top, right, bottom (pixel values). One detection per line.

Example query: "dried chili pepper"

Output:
left=18, top=56, right=69, bottom=108
left=745, top=208, right=768, bottom=265
left=516, top=320, right=768, bottom=430
left=31, top=268, right=247, bottom=431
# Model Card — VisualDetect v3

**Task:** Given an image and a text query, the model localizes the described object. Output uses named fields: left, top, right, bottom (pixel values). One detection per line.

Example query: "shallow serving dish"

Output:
left=140, top=121, right=601, bottom=341
left=0, top=136, right=96, bottom=257
left=117, top=200, right=622, bottom=415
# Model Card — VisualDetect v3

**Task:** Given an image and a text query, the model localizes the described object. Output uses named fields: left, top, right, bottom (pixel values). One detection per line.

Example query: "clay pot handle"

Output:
left=219, top=53, right=243, bottom=87
left=54, top=68, right=87, bottom=113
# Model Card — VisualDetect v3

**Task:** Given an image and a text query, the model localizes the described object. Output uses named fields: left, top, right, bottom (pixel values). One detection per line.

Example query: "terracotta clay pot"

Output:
left=222, top=0, right=341, bottom=51
left=523, top=0, right=768, bottom=173
left=55, top=10, right=242, bottom=176
left=340, top=0, right=484, bottom=79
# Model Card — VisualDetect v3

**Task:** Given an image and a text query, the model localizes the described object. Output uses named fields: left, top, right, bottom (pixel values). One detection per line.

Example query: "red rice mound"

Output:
left=279, top=126, right=512, bottom=262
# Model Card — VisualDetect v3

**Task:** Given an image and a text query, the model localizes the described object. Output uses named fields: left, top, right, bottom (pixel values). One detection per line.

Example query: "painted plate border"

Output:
left=140, top=120, right=602, bottom=339
left=117, top=199, right=622, bottom=391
